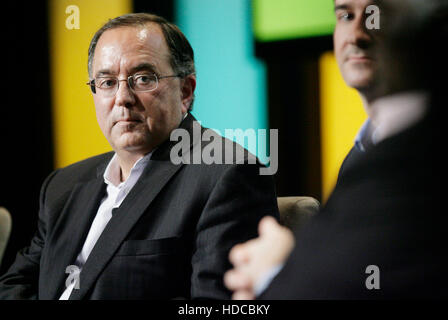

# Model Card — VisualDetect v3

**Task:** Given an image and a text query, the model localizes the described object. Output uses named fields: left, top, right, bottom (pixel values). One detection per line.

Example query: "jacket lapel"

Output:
left=42, top=176, right=107, bottom=299
left=68, top=114, right=196, bottom=300
left=68, top=159, right=183, bottom=299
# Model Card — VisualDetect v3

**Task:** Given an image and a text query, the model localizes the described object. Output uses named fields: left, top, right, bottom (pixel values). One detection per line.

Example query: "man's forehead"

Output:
left=98, top=24, right=166, bottom=50
left=93, top=24, right=170, bottom=74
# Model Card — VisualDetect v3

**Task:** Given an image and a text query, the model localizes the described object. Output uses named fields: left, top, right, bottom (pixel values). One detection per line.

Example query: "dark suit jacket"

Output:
left=336, top=146, right=363, bottom=185
left=0, top=114, right=279, bottom=300
left=261, top=110, right=446, bottom=299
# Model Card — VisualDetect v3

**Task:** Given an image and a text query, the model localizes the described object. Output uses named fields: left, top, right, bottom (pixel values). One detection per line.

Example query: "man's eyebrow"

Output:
left=95, top=69, right=114, bottom=77
left=94, top=63, right=158, bottom=78
left=129, top=63, right=157, bottom=74
left=334, top=4, right=350, bottom=12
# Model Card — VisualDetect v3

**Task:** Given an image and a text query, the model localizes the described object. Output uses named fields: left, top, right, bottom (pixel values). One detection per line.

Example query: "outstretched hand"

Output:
left=224, top=216, right=295, bottom=299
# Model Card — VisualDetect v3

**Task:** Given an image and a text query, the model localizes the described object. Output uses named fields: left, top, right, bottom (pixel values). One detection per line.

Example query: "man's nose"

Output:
left=349, top=16, right=372, bottom=49
left=114, top=79, right=136, bottom=107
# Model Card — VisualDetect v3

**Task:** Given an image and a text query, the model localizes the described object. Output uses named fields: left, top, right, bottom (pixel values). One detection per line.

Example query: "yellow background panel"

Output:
left=319, top=51, right=367, bottom=202
left=50, top=0, right=132, bottom=169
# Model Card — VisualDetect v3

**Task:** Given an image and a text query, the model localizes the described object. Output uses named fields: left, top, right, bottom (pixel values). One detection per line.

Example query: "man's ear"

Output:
left=180, top=74, right=196, bottom=113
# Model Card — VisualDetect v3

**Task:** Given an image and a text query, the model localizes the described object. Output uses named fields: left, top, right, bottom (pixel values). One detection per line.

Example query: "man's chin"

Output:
left=112, top=132, right=150, bottom=151
left=344, top=73, right=375, bottom=91
left=343, top=63, right=376, bottom=85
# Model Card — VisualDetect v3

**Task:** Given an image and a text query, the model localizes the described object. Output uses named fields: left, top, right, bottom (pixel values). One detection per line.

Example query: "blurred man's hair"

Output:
left=379, top=0, right=447, bottom=92
left=377, top=0, right=448, bottom=126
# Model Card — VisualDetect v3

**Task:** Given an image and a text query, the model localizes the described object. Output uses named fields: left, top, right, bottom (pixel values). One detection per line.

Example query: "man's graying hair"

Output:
left=88, top=13, right=196, bottom=110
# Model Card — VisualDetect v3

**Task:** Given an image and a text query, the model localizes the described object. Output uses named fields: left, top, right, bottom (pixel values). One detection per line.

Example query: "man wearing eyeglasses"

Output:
left=0, top=13, right=279, bottom=300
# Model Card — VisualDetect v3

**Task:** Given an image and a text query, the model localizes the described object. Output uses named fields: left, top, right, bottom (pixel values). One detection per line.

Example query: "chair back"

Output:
left=277, top=197, right=319, bottom=230
left=0, top=207, right=12, bottom=267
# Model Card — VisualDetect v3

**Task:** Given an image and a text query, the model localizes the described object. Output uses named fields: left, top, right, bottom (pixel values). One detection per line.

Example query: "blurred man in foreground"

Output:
left=225, top=0, right=447, bottom=299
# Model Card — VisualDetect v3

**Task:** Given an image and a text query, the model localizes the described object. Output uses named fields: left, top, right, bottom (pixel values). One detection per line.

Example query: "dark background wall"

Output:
left=1, top=1, right=54, bottom=274
left=0, top=0, right=176, bottom=275
left=256, top=37, right=333, bottom=199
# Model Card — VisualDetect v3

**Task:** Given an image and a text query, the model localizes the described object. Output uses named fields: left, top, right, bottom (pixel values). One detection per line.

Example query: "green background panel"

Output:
left=253, top=0, right=336, bottom=42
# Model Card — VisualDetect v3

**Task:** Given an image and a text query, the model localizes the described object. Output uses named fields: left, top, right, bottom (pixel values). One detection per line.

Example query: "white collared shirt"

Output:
left=59, top=152, right=152, bottom=300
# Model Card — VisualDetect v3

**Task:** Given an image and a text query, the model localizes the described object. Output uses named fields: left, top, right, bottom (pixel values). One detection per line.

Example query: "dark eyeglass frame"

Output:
left=86, top=73, right=182, bottom=94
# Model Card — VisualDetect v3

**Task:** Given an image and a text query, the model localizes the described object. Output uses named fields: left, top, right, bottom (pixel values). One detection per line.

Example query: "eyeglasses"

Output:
left=86, top=73, right=182, bottom=97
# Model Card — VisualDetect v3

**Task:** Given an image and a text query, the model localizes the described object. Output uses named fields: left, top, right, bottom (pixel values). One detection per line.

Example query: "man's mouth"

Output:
left=347, top=55, right=373, bottom=62
left=114, top=118, right=142, bottom=126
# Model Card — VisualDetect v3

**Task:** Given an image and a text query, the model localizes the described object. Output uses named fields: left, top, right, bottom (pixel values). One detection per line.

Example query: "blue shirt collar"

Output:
left=354, top=118, right=371, bottom=152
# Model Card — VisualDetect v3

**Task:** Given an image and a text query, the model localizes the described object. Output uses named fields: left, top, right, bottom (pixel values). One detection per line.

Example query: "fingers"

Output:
left=224, top=269, right=253, bottom=292
left=259, top=215, right=294, bottom=247
left=229, top=216, right=280, bottom=268
left=258, top=215, right=280, bottom=236
left=232, top=290, right=255, bottom=300
left=225, top=215, right=290, bottom=300
left=228, top=243, right=250, bottom=267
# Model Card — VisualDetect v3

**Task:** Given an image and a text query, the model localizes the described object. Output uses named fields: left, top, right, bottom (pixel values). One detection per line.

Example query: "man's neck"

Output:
left=116, top=149, right=151, bottom=182
left=359, top=91, right=375, bottom=118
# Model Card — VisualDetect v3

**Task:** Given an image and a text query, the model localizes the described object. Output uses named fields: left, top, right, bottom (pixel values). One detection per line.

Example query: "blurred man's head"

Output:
left=333, top=0, right=379, bottom=99
left=372, top=0, right=448, bottom=98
